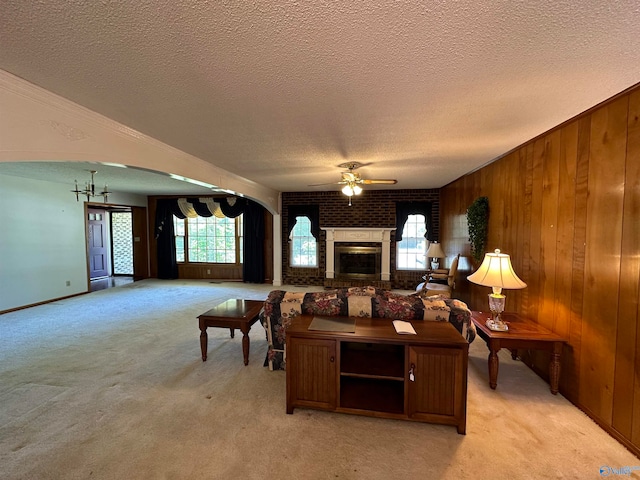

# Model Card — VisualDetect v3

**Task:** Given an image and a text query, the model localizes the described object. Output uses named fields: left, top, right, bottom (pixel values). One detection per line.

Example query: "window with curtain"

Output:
left=396, top=214, right=427, bottom=270
left=173, top=214, right=243, bottom=264
left=290, top=216, right=317, bottom=267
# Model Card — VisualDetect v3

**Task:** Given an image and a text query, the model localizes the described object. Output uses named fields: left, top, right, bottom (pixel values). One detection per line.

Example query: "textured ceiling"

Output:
left=1, top=1, right=639, bottom=194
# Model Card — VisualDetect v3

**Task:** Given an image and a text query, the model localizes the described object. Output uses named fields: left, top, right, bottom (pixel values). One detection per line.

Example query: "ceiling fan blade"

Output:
left=308, top=181, right=345, bottom=187
left=361, top=179, right=398, bottom=185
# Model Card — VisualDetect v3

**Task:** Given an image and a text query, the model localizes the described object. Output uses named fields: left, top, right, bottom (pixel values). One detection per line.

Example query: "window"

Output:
left=396, top=214, right=427, bottom=270
left=174, top=214, right=243, bottom=263
left=290, top=216, right=317, bottom=267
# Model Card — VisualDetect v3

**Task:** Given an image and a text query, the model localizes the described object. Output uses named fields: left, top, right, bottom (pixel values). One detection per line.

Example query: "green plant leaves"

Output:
left=467, top=197, right=489, bottom=263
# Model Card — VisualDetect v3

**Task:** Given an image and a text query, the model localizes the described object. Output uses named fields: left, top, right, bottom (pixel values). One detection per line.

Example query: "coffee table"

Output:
left=198, top=299, right=264, bottom=365
left=471, top=311, right=566, bottom=394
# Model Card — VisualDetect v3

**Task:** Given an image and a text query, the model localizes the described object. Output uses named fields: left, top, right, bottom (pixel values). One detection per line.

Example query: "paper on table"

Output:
left=392, top=320, right=417, bottom=335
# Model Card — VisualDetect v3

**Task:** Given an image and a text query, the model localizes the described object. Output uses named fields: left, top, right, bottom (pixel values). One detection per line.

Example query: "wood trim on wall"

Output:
left=132, top=206, right=149, bottom=279
left=440, top=84, right=640, bottom=458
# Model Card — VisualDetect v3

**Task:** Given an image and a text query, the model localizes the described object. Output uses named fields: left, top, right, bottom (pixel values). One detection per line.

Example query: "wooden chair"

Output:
left=417, top=254, right=460, bottom=297
left=428, top=254, right=458, bottom=284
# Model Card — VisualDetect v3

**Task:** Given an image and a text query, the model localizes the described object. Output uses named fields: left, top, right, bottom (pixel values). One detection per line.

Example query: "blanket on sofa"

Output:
left=261, top=286, right=475, bottom=371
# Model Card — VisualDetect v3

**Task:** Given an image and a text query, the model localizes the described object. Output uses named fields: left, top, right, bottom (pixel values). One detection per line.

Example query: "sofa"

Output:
left=260, top=286, right=476, bottom=371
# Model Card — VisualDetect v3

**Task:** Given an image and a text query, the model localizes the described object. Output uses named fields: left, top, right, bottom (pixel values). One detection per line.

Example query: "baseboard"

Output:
left=576, top=403, right=640, bottom=460
left=0, top=291, right=88, bottom=315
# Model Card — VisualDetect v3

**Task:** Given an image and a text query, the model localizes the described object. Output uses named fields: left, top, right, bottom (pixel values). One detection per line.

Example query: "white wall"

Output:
left=0, top=174, right=147, bottom=311
left=0, top=71, right=284, bottom=289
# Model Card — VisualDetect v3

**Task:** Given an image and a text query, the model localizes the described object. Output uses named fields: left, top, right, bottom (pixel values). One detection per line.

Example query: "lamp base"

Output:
left=487, top=293, right=508, bottom=331
left=486, top=319, right=509, bottom=331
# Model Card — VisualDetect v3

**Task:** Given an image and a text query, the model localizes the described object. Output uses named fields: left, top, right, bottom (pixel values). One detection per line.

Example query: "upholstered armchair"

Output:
left=416, top=254, right=460, bottom=297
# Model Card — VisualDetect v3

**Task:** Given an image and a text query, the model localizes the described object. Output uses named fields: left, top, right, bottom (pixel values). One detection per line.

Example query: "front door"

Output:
left=88, top=208, right=109, bottom=279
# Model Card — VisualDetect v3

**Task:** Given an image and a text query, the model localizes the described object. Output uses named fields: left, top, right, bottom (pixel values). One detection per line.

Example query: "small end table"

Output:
left=470, top=311, right=566, bottom=394
left=198, top=299, right=264, bottom=365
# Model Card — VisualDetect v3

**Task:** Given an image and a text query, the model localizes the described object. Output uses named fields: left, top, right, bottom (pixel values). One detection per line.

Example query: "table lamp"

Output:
left=426, top=242, right=445, bottom=270
left=467, top=249, right=526, bottom=331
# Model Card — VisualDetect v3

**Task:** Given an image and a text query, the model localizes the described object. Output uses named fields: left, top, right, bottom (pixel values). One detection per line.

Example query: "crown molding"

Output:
left=0, top=69, right=279, bottom=212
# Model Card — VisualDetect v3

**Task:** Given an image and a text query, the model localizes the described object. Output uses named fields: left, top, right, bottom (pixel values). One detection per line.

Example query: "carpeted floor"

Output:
left=0, top=279, right=637, bottom=479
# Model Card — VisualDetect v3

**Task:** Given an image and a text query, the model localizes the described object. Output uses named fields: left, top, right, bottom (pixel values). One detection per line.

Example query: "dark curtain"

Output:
left=287, top=205, right=320, bottom=240
left=155, top=197, right=266, bottom=283
left=395, top=201, right=434, bottom=241
left=242, top=200, right=265, bottom=283
left=154, top=199, right=186, bottom=279
left=219, top=197, right=246, bottom=218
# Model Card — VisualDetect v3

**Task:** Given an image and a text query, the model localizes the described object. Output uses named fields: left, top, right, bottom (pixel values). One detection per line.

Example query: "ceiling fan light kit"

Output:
left=341, top=183, right=362, bottom=196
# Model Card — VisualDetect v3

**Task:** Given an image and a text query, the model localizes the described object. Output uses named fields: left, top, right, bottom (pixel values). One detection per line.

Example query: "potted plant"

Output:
left=467, top=196, right=489, bottom=263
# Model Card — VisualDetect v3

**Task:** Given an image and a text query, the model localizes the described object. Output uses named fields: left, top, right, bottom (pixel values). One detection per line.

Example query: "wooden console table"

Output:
left=198, top=299, right=264, bottom=365
left=286, top=316, right=469, bottom=434
left=470, top=311, right=566, bottom=394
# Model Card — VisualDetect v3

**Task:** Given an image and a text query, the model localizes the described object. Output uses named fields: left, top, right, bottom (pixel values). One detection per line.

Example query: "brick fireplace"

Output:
left=281, top=189, right=440, bottom=289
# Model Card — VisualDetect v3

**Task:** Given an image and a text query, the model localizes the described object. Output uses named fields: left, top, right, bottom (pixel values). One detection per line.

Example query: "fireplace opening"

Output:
left=335, top=245, right=381, bottom=280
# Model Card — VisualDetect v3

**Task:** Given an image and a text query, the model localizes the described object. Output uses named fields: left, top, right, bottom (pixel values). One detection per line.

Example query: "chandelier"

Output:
left=71, top=170, right=111, bottom=202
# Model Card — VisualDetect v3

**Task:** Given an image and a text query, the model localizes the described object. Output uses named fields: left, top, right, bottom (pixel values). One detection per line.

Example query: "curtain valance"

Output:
left=395, top=201, right=434, bottom=242
left=287, top=205, right=320, bottom=240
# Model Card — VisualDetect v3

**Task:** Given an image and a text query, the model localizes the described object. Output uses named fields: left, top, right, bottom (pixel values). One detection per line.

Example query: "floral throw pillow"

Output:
left=347, top=295, right=373, bottom=317
left=374, top=291, right=420, bottom=320
left=419, top=297, right=451, bottom=321
left=303, top=290, right=343, bottom=316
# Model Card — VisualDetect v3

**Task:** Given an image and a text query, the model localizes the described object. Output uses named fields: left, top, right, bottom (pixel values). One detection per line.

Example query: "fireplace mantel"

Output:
left=321, top=228, right=395, bottom=281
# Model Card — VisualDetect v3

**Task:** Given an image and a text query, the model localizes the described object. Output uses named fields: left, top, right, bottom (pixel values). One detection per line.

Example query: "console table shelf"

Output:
left=286, top=316, right=469, bottom=434
left=340, top=377, right=405, bottom=414
left=340, top=342, right=404, bottom=379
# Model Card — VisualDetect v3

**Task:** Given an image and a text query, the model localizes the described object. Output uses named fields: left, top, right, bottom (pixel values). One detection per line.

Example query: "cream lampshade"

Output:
left=426, top=242, right=445, bottom=270
left=467, top=249, right=526, bottom=331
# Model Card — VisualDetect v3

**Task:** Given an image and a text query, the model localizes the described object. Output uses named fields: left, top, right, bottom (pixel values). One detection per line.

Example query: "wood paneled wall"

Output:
left=440, top=85, right=640, bottom=457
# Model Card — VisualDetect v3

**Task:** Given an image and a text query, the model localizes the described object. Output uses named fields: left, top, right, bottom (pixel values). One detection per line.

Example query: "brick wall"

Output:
left=282, top=189, right=439, bottom=289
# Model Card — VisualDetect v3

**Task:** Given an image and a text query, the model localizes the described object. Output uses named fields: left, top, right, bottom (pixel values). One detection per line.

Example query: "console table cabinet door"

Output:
left=407, top=346, right=467, bottom=434
left=286, top=337, right=337, bottom=412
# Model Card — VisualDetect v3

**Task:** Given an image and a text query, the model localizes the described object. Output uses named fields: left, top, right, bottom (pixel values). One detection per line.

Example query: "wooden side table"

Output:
left=198, top=299, right=264, bottom=365
left=470, top=311, right=566, bottom=394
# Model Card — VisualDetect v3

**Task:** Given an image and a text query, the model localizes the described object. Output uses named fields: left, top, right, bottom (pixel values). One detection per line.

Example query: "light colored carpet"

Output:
left=0, top=279, right=637, bottom=479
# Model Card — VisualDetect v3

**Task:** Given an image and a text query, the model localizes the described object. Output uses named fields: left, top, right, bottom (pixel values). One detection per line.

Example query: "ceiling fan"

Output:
left=308, top=162, right=397, bottom=205
left=309, top=162, right=397, bottom=190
